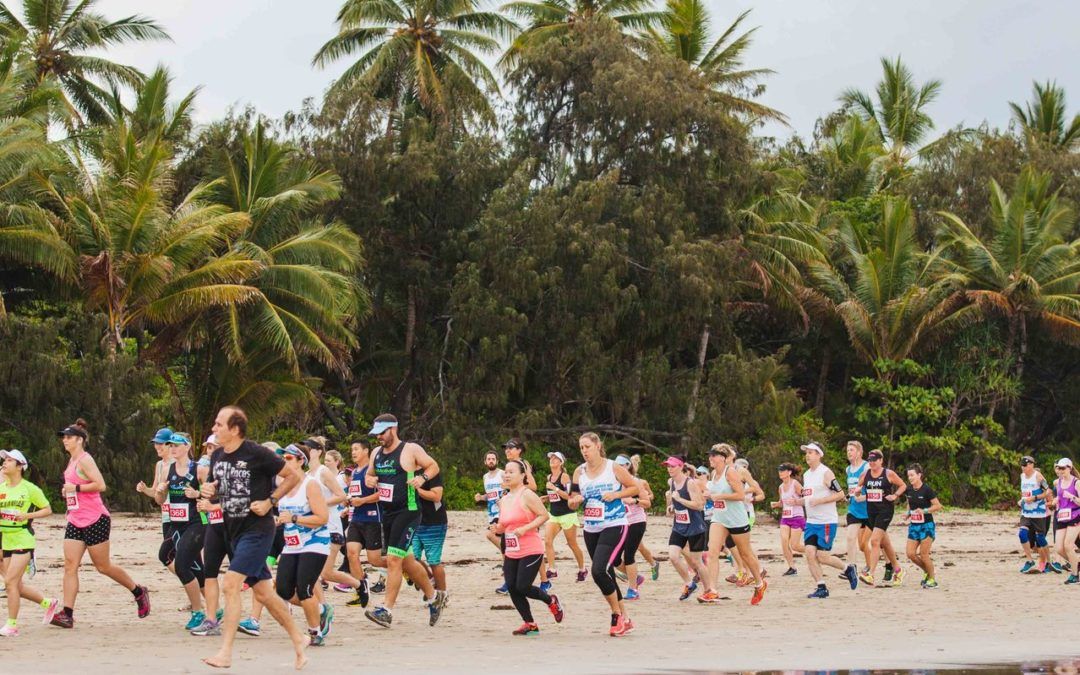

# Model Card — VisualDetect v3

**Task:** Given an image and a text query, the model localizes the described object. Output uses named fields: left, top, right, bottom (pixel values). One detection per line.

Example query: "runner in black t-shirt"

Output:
left=413, top=473, right=448, bottom=602
left=200, top=406, right=309, bottom=670
left=904, top=464, right=942, bottom=588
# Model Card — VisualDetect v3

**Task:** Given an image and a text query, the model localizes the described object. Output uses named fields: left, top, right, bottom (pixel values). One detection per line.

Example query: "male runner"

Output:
left=799, top=442, right=859, bottom=598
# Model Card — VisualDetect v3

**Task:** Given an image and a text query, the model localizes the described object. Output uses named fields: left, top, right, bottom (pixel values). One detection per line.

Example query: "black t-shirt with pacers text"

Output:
left=419, top=473, right=448, bottom=526
left=210, top=439, right=285, bottom=538
left=905, top=483, right=937, bottom=524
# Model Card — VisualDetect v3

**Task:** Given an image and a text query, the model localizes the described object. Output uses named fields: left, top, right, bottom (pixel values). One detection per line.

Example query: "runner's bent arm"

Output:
left=606, top=464, right=640, bottom=501
left=567, top=466, right=584, bottom=508
left=886, top=470, right=907, bottom=501
left=416, top=483, right=444, bottom=502
left=67, top=454, right=107, bottom=494
left=811, top=470, right=846, bottom=505
left=321, top=466, right=348, bottom=507
left=515, top=490, right=550, bottom=535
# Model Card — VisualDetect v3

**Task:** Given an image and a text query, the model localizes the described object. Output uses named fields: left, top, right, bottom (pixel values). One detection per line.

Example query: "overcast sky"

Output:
left=33, top=0, right=1080, bottom=141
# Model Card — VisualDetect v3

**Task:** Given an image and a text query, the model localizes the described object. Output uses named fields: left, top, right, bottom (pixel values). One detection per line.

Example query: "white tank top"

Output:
left=578, top=459, right=628, bottom=533
left=802, top=464, right=839, bottom=525
left=279, top=476, right=331, bottom=555
left=310, top=465, right=344, bottom=536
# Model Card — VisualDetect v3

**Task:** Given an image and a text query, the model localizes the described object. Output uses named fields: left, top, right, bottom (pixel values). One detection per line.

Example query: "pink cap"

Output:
left=661, top=456, right=685, bottom=468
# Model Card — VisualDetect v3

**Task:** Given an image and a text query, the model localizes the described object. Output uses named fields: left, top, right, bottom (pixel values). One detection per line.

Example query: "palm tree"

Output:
left=0, top=0, right=168, bottom=124
left=501, top=0, right=656, bottom=67
left=839, top=56, right=942, bottom=188
left=644, top=3, right=785, bottom=123
left=820, top=114, right=885, bottom=198
left=936, top=167, right=1080, bottom=438
left=313, top=0, right=517, bottom=125
left=1009, top=80, right=1080, bottom=150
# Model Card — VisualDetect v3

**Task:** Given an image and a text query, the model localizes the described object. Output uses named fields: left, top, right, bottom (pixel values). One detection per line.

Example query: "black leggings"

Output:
left=502, top=553, right=550, bottom=623
left=276, top=552, right=328, bottom=602
left=174, top=523, right=206, bottom=587
left=621, top=522, right=646, bottom=566
left=202, top=525, right=229, bottom=580
left=584, top=526, right=628, bottom=599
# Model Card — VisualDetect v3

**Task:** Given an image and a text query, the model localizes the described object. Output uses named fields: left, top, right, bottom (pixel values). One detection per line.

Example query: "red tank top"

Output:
left=498, top=489, right=545, bottom=559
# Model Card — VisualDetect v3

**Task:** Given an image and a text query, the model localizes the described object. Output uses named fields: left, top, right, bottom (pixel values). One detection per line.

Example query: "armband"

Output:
left=827, top=479, right=843, bottom=493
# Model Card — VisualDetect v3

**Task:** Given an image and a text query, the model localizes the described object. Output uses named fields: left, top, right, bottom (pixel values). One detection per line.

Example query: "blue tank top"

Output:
left=1021, top=472, right=1048, bottom=518
left=670, top=477, right=706, bottom=537
left=846, top=462, right=869, bottom=519
left=579, top=459, right=627, bottom=533
left=349, top=466, right=381, bottom=524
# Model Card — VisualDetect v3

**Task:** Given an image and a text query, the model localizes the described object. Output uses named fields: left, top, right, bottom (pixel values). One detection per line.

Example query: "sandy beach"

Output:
left=2, top=509, right=1075, bottom=673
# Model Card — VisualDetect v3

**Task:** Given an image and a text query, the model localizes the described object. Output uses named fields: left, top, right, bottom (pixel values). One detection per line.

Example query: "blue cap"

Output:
left=166, top=433, right=190, bottom=445
left=368, top=420, right=398, bottom=435
left=151, top=427, right=173, bottom=444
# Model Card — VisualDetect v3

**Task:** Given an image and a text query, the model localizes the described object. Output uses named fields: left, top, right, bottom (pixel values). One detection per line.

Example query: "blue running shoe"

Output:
left=319, top=603, right=334, bottom=638
left=624, top=588, right=640, bottom=601
left=237, top=617, right=261, bottom=636
left=679, top=581, right=697, bottom=601
left=1019, top=560, right=1036, bottom=574
left=215, top=608, right=224, bottom=622
left=365, top=605, right=393, bottom=628
left=843, top=564, right=859, bottom=590
left=185, top=610, right=206, bottom=631
left=495, top=583, right=509, bottom=595
left=807, top=585, right=829, bottom=599
left=539, top=581, right=552, bottom=594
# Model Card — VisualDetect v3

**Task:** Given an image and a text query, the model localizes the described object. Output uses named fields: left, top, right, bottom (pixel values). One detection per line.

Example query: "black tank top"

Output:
left=548, top=471, right=572, bottom=517
left=167, top=460, right=203, bottom=527
left=864, top=468, right=894, bottom=510
left=373, top=442, right=415, bottom=514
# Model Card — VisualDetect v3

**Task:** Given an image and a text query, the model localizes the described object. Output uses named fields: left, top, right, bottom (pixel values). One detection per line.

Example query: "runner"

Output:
left=904, top=463, right=942, bottom=589
left=200, top=407, right=309, bottom=670
left=567, top=432, right=638, bottom=636
left=660, top=456, right=708, bottom=602
left=726, top=455, right=765, bottom=586
left=856, top=449, right=906, bottom=587
left=275, top=444, right=332, bottom=646
left=160, top=433, right=208, bottom=630
left=53, top=418, right=150, bottom=629
left=362, top=413, right=447, bottom=628
left=190, top=437, right=228, bottom=637
left=799, top=442, right=859, bottom=599
left=771, top=462, right=805, bottom=576
left=496, top=459, right=563, bottom=635
left=413, top=458, right=449, bottom=600
left=345, top=440, right=385, bottom=599
left=700, top=445, right=767, bottom=605
left=542, top=451, right=587, bottom=584
left=304, top=439, right=368, bottom=608
left=1018, top=455, right=1052, bottom=574
left=0, top=449, right=60, bottom=637
left=614, top=454, right=650, bottom=600
left=137, top=427, right=175, bottom=554
left=843, top=440, right=873, bottom=574
left=1051, top=458, right=1080, bottom=584
left=475, top=451, right=505, bottom=553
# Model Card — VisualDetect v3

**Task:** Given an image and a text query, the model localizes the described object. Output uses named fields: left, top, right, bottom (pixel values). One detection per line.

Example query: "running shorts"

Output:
left=780, top=516, right=806, bottom=530
left=347, top=522, right=383, bottom=550
left=907, top=522, right=936, bottom=541
left=803, top=522, right=837, bottom=551
left=866, top=506, right=894, bottom=531
left=1019, top=516, right=1049, bottom=536
left=64, top=514, right=111, bottom=547
left=411, top=524, right=448, bottom=566
left=846, top=513, right=871, bottom=528
left=2, top=548, right=33, bottom=557
left=382, top=510, right=421, bottom=558
left=549, top=512, right=580, bottom=530
left=668, top=530, right=707, bottom=552
left=227, top=528, right=275, bottom=582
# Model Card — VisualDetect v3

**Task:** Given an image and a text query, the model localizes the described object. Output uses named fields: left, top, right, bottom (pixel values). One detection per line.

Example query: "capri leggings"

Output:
left=620, top=522, right=646, bottom=566
left=584, top=525, right=628, bottom=599
left=502, top=553, right=551, bottom=623
left=276, top=552, right=328, bottom=602
left=174, top=523, right=206, bottom=587
left=202, top=525, right=229, bottom=580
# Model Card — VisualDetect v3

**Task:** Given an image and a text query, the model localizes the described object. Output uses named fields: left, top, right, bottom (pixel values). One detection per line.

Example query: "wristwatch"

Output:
left=291, top=514, right=298, bottom=524
left=270, top=496, right=279, bottom=507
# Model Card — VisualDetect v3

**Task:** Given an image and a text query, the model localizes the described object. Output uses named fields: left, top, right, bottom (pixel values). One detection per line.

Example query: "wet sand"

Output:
left=2, top=509, right=1073, bottom=673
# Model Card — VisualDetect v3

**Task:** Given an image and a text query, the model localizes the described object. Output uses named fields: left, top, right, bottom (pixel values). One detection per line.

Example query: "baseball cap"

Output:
left=0, top=449, right=28, bottom=466
left=1020, top=455, right=1035, bottom=466
left=58, top=425, right=87, bottom=440
left=614, top=455, right=631, bottom=467
left=167, top=433, right=191, bottom=445
left=867, top=450, right=884, bottom=461
left=661, top=456, right=685, bottom=468
left=277, top=443, right=308, bottom=464
left=734, top=458, right=749, bottom=469
left=151, top=427, right=173, bottom=444
left=502, top=438, right=523, bottom=450
left=547, top=451, right=566, bottom=463
left=203, top=434, right=218, bottom=446
left=1056, top=458, right=1073, bottom=469
left=696, top=465, right=708, bottom=475
left=368, top=415, right=398, bottom=435
left=298, top=437, right=325, bottom=451
left=800, top=442, right=824, bottom=455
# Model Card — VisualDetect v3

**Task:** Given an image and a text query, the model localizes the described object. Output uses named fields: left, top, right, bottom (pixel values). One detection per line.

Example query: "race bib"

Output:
left=208, top=507, right=224, bottom=525
left=284, top=532, right=302, bottom=550
left=909, top=510, right=925, bottom=524
left=66, top=492, right=79, bottom=511
left=802, top=488, right=813, bottom=497
left=548, top=491, right=561, bottom=503
left=782, top=507, right=793, bottom=518
left=1059, top=508, right=1073, bottom=522
left=713, top=499, right=726, bottom=511
left=378, top=482, right=394, bottom=502
left=674, top=509, right=690, bottom=524
left=348, top=482, right=362, bottom=496
left=584, top=499, right=604, bottom=524
left=504, top=532, right=520, bottom=553
left=0, top=509, right=19, bottom=524
left=169, top=502, right=190, bottom=522
left=867, top=489, right=884, bottom=503
left=485, top=490, right=501, bottom=502
left=1022, top=490, right=1032, bottom=498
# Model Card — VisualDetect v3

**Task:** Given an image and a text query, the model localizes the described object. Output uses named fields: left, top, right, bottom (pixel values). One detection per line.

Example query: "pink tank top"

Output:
left=64, top=452, right=110, bottom=527
left=625, top=479, right=647, bottom=524
left=780, top=480, right=805, bottom=520
left=498, top=489, right=545, bottom=559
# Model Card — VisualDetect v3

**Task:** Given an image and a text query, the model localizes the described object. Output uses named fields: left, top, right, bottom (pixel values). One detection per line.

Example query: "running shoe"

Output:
left=807, top=585, right=829, bottom=599
left=1019, top=560, right=1036, bottom=574
left=216, top=608, right=224, bottom=621
left=635, top=574, right=645, bottom=587
left=237, top=617, right=262, bottom=636
left=691, top=572, right=700, bottom=584
left=1042, top=563, right=1052, bottom=574
left=0, top=625, right=18, bottom=637
left=622, top=618, right=636, bottom=634
left=783, top=567, right=798, bottom=576
left=309, top=629, right=325, bottom=647
left=333, top=582, right=353, bottom=593
left=923, top=578, right=939, bottom=589
left=1050, top=561, right=1065, bottom=574
left=736, top=574, right=753, bottom=588
left=725, top=553, right=734, bottom=566
left=134, top=585, right=152, bottom=619
left=365, top=606, right=393, bottom=628
left=843, top=564, right=859, bottom=590
left=609, top=613, right=629, bottom=637
left=50, top=611, right=73, bottom=629
left=546, top=569, right=558, bottom=580
left=858, top=571, right=875, bottom=586
left=547, top=593, right=564, bottom=623
left=42, top=598, right=59, bottom=626
left=539, top=580, right=553, bottom=594
left=921, top=572, right=929, bottom=586
left=696, top=590, right=722, bottom=604
left=576, top=569, right=588, bottom=583
left=358, top=578, right=370, bottom=607
left=891, top=567, right=905, bottom=587
left=1066, top=574, right=1080, bottom=585
left=185, top=610, right=206, bottom=631
left=512, top=622, right=539, bottom=636
left=650, top=561, right=660, bottom=581
left=750, top=579, right=768, bottom=606
left=319, top=603, right=335, bottom=638
left=190, top=619, right=221, bottom=636
left=1030, top=561, right=1047, bottom=574
left=372, top=579, right=386, bottom=594
left=427, top=590, right=447, bottom=627
left=495, top=582, right=509, bottom=595
left=725, top=573, right=740, bottom=584
left=678, top=581, right=697, bottom=601
left=614, top=568, right=628, bottom=582
left=624, top=588, right=640, bottom=601
left=882, top=565, right=894, bottom=583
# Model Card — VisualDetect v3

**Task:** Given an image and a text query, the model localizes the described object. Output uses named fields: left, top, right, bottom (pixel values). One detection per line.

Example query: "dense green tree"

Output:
left=501, top=0, right=655, bottom=67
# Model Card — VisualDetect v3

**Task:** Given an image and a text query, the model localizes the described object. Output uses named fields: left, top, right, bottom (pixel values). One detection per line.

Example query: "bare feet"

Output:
left=293, top=632, right=311, bottom=670
left=202, top=654, right=231, bottom=669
